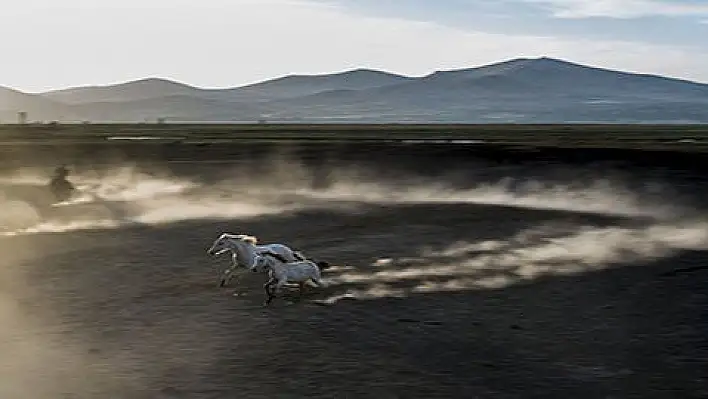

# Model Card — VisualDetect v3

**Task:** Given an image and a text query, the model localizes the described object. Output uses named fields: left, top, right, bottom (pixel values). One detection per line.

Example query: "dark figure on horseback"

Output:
left=48, top=165, right=75, bottom=203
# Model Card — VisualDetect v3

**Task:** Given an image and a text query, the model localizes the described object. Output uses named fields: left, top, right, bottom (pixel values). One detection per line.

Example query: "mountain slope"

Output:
left=0, top=86, right=79, bottom=122
left=260, top=57, right=708, bottom=122
left=67, top=95, right=265, bottom=122
left=209, top=68, right=414, bottom=101
left=4, top=57, right=708, bottom=123
left=376, top=57, right=708, bottom=100
left=41, top=78, right=203, bottom=104
left=39, top=69, right=413, bottom=105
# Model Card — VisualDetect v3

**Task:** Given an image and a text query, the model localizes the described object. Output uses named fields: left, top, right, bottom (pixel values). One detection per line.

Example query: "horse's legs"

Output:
left=220, top=253, right=241, bottom=287
left=228, top=270, right=241, bottom=286
left=272, top=279, right=288, bottom=302
left=221, top=259, right=245, bottom=287
left=220, top=267, right=240, bottom=287
left=297, top=281, right=306, bottom=300
left=219, top=269, right=231, bottom=287
left=263, top=278, right=276, bottom=306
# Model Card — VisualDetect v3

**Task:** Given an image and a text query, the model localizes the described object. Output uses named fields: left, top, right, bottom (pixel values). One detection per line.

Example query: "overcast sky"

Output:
left=3, top=0, right=708, bottom=92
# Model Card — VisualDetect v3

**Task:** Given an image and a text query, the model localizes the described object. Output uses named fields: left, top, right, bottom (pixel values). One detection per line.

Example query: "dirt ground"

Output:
left=1, top=143, right=707, bottom=398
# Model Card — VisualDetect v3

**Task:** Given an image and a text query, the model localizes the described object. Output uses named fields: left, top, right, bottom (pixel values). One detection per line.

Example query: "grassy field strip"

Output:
left=1, top=124, right=708, bottom=152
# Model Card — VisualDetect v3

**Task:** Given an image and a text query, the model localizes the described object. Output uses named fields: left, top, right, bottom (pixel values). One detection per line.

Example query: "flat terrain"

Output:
left=1, top=139, right=707, bottom=398
left=2, top=123, right=708, bottom=151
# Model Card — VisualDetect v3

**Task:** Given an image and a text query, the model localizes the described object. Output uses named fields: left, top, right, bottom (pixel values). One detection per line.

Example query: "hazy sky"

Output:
left=3, top=0, right=708, bottom=92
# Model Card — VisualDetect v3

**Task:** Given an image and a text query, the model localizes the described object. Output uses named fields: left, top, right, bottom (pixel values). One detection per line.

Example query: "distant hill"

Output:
left=250, top=57, right=708, bottom=123
left=41, top=78, right=202, bottom=105
left=40, top=69, right=412, bottom=105
left=207, top=69, right=415, bottom=102
left=70, top=95, right=265, bottom=123
left=357, top=57, right=708, bottom=105
left=2, top=57, right=707, bottom=123
left=0, top=86, right=78, bottom=122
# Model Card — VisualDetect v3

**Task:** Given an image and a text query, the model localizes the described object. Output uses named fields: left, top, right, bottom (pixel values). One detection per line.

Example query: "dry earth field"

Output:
left=1, top=139, right=707, bottom=398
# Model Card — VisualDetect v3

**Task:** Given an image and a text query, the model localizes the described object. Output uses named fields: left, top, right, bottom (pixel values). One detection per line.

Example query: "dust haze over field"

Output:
left=0, top=145, right=707, bottom=398
left=0, top=222, right=143, bottom=398
left=0, top=155, right=689, bottom=234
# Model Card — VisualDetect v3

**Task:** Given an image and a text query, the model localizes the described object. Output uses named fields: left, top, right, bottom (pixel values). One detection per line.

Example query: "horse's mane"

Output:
left=240, top=235, right=258, bottom=245
left=220, top=233, right=258, bottom=245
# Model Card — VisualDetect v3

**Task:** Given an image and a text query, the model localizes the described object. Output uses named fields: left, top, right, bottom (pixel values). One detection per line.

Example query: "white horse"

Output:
left=205, top=233, right=309, bottom=288
left=251, top=252, right=330, bottom=306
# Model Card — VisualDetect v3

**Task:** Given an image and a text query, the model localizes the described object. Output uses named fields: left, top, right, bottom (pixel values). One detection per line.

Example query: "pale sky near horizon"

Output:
left=3, top=0, right=708, bottom=92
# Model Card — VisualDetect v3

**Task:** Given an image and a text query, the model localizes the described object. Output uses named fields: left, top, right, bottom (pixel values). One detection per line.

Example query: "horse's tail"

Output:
left=307, top=260, right=328, bottom=287
left=314, top=260, right=331, bottom=271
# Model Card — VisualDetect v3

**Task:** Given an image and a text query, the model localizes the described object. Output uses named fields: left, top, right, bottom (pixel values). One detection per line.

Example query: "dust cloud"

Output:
left=0, top=197, right=42, bottom=231
left=0, top=165, right=302, bottom=236
left=0, top=238, right=142, bottom=398
left=323, top=220, right=708, bottom=302
left=293, top=176, right=678, bottom=218
left=0, top=157, right=705, bottom=395
left=2, top=160, right=705, bottom=304
left=0, top=160, right=686, bottom=237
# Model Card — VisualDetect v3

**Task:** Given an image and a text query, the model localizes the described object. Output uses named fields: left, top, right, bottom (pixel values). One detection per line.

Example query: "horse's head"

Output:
left=250, top=255, right=275, bottom=273
left=207, top=234, right=234, bottom=256
left=251, top=251, right=287, bottom=273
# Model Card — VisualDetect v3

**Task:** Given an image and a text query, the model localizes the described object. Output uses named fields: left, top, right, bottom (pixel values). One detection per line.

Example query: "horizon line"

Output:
left=6, top=55, right=708, bottom=94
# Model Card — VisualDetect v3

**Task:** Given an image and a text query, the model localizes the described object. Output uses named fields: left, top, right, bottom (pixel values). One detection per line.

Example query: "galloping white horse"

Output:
left=251, top=252, right=330, bottom=306
left=206, top=233, right=308, bottom=287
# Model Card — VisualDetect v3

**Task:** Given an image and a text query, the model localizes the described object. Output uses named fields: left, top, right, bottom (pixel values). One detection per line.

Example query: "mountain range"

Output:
left=2, top=57, right=708, bottom=124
